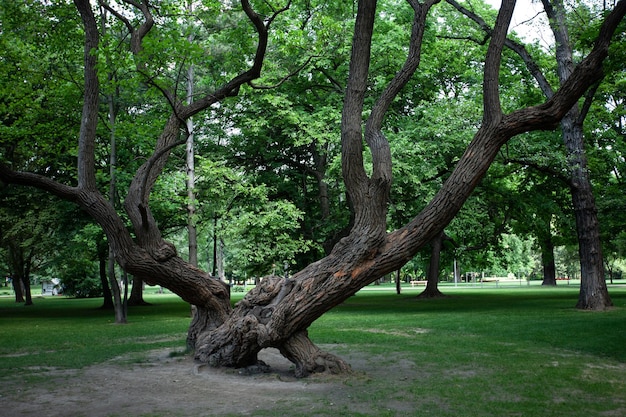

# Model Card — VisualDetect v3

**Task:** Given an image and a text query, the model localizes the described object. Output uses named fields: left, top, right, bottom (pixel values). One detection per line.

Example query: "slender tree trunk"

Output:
left=212, top=215, right=218, bottom=276
left=418, top=231, right=446, bottom=298
left=106, top=92, right=126, bottom=320
left=108, top=249, right=127, bottom=322
left=395, top=269, right=401, bottom=294
left=100, top=3, right=127, bottom=322
left=186, top=4, right=198, bottom=268
left=99, top=242, right=114, bottom=309
left=539, top=232, right=557, bottom=286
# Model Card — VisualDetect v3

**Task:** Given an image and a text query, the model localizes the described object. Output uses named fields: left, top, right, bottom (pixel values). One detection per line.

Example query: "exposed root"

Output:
left=279, top=330, right=352, bottom=378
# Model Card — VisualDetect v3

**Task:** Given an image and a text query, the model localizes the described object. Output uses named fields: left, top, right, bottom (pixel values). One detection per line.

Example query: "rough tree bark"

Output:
left=0, top=0, right=624, bottom=376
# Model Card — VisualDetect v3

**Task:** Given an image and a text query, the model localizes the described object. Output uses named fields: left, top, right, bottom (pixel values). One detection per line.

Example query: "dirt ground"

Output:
left=2, top=346, right=420, bottom=417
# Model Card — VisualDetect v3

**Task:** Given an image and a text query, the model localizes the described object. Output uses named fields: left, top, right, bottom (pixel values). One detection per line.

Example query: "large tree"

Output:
left=0, top=0, right=624, bottom=376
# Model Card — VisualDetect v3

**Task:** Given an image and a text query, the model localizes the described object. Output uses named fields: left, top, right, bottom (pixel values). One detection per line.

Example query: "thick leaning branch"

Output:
left=120, top=0, right=285, bottom=266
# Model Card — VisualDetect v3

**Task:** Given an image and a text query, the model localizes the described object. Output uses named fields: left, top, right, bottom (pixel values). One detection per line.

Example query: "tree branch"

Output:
left=385, top=0, right=626, bottom=267
left=445, top=0, right=555, bottom=97
left=74, top=0, right=100, bottom=191
left=182, top=0, right=289, bottom=119
left=341, top=0, right=377, bottom=197
left=482, top=0, right=515, bottom=125
left=249, top=55, right=318, bottom=90
left=366, top=0, right=440, bottom=184
left=0, top=165, right=79, bottom=203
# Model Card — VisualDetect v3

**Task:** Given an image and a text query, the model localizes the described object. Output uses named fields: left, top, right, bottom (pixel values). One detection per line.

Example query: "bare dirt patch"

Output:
left=1, top=346, right=423, bottom=417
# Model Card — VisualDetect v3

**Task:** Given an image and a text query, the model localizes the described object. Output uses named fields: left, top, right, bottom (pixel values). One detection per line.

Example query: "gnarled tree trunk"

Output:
left=1, top=0, right=624, bottom=376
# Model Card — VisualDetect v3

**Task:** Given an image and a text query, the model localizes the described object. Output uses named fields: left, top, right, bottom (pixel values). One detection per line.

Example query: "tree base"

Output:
left=575, top=293, right=613, bottom=310
left=279, top=330, right=352, bottom=378
left=416, top=288, right=446, bottom=299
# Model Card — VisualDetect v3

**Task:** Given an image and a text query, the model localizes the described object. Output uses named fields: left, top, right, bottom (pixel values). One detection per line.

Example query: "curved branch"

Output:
left=366, top=0, right=439, bottom=184
left=445, top=0, right=555, bottom=97
left=368, top=0, right=438, bottom=129
left=182, top=0, right=285, bottom=119
left=482, top=0, right=516, bottom=125
left=249, top=55, right=318, bottom=90
left=0, top=165, right=79, bottom=203
left=98, top=1, right=133, bottom=34
left=138, top=139, right=187, bottom=203
left=341, top=0, right=377, bottom=197
left=74, top=0, right=100, bottom=191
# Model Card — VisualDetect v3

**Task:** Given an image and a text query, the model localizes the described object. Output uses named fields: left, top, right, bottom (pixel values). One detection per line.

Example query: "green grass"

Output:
left=1, top=284, right=625, bottom=416
left=0, top=294, right=192, bottom=373
left=306, top=285, right=626, bottom=417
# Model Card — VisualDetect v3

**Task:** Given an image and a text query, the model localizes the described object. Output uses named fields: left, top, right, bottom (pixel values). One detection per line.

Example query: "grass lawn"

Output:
left=1, top=283, right=625, bottom=416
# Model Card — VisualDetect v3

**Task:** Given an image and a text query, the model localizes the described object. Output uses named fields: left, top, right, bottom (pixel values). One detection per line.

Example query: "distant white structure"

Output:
left=42, top=278, right=61, bottom=295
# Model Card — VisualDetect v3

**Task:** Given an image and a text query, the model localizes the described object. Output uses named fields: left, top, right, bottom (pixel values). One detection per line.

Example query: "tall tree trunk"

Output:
left=539, top=227, right=557, bottom=286
left=542, top=0, right=612, bottom=309
left=100, top=3, right=127, bottom=322
left=186, top=1, right=198, bottom=268
left=12, top=276, right=24, bottom=303
left=98, top=241, right=114, bottom=309
left=418, top=231, right=445, bottom=298
left=106, top=109, right=126, bottom=319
